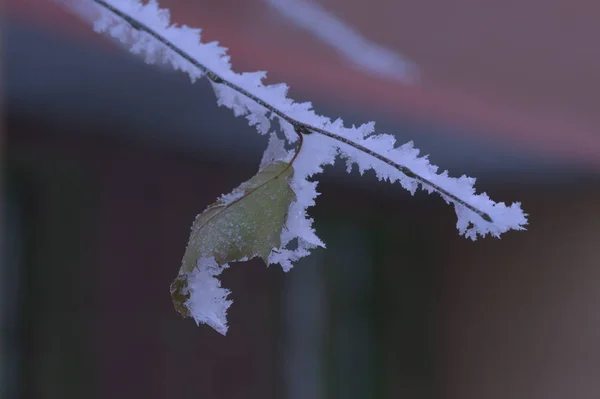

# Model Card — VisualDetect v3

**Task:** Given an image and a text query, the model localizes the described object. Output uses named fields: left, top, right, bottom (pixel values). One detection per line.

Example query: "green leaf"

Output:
left=171, top=161, right=295, bottom=318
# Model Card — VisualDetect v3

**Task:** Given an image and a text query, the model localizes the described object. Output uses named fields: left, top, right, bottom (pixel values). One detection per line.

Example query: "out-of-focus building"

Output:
left=3, top=1, right=600, bottom=399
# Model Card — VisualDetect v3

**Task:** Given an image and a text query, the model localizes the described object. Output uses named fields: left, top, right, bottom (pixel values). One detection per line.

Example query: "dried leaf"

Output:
left=170, top=161, right=295, bottom=331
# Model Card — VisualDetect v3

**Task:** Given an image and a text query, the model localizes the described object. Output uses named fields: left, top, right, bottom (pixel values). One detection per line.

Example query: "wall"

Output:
left=439, top=187, right=600, bottom=399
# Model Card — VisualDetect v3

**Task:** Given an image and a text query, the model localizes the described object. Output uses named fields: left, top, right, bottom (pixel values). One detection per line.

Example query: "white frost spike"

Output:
left=184, top=257, right=232, bottom=336
left=260, top=132, right=292, bottom=170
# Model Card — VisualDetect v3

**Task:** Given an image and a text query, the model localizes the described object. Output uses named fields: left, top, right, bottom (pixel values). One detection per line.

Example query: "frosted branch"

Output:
left=80, top=0, right=514, bottom=226
left=61, top=0, right=529, bottom=334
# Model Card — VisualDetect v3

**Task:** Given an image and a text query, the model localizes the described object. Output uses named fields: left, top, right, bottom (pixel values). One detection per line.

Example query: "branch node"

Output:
left=294, top=125, right=313, bottom=136
left=208, top=72, right=224, bottom=84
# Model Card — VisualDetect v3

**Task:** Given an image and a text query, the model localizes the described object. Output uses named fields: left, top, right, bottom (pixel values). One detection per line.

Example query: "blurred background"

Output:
left=2, top=0, right=600, bottom=398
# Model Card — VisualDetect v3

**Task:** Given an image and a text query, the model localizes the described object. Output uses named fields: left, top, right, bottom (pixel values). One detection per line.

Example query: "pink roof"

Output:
left=7, top=0, right=600, bottom=170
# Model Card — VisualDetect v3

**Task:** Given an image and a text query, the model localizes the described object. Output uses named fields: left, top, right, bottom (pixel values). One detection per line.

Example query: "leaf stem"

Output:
left=89, top=0, right=493, bottom=223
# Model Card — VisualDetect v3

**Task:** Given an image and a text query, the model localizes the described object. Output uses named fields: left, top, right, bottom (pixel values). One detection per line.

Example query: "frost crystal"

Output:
left=181, top=257, right=232, bottom=335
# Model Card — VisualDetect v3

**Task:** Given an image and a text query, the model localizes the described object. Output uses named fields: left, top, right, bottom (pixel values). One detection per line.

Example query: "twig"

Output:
left=90, top=0, right=493, bottom=223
